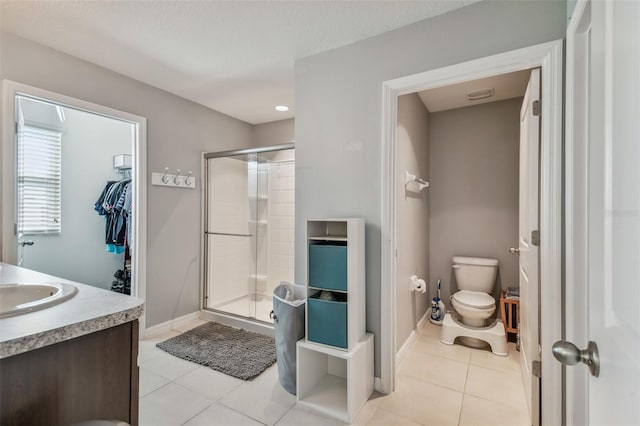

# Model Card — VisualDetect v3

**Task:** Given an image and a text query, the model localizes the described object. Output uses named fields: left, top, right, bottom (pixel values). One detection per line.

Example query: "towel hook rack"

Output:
left=152, top=167, right=196, bottom=189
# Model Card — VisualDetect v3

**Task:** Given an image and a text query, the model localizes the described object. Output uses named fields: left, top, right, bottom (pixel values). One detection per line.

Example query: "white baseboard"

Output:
left=395, top=310, right=430, bottom=365
left=416, top=309, right=430, bottom=329
left=145, top=311, right=201, bottom=337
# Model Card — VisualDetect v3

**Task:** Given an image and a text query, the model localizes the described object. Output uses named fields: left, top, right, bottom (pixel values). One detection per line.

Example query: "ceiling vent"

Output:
left=466, top=88, right=495, bottom=101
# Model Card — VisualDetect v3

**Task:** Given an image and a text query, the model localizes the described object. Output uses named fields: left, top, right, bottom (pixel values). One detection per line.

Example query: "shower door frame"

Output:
left=201, top=143, right=295, bottom=324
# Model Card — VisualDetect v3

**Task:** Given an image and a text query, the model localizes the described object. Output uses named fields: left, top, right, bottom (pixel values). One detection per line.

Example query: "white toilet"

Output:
left=440, top=256, right=508, bottom=356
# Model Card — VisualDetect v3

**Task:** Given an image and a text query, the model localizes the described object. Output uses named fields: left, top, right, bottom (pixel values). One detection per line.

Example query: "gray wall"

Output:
left=429, top=98, right=521, bottom=312
left=21, top=107, right=133, bottom=290
left=1, top=33, right=254, bottom=327
left=252, top=118, right=295, bottom=148
left=395, top=94, right=430, bottom=351
left=567, top=0, right=577, bottom=22
left=294, top=1, right=566, bottom=376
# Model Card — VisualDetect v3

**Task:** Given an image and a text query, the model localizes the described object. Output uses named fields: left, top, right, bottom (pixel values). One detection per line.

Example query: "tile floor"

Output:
left=139, top=319, right=530, bottom=426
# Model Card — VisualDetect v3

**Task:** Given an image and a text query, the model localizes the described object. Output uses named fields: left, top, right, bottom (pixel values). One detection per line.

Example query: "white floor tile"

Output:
left=138, top=344, right=166, bottom=363
left=376, top=375, right=463, bottom=426
left=459, top=394, right=530, bottom=426
left=417, top=322, right=444, bottom=338
left=183, top=402, right=264, bottom=426
left=175, top=366, right=244, bottom=401
left=142, top=329, right=182, bottom=344
left=137, top=318, right=531, bottom=426
left=218, top=371, right=296, bottom=426
left=139, top=382, right=212, bottom=426
left=275, top=404, right=347, bottom=426
left=141, top=350, right=201, bottom=381
left=139, top=367, right=170, bottom=397
left=469, top=343, right=521, bottom=375
left=366, top=408, right=422, bottom=426
left=398, top=350, right=469, bottom=392
left=257, top=363, right=280, bottom=380
left=351, top=399, right=379, bottom=426
left=138, top=330, right=181, bottom=362
left=464, top=365, right=528, bottom=409
left=412, top=333, right=472, bottom=364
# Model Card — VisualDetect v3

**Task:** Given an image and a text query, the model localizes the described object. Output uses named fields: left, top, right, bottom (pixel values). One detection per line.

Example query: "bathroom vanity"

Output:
left=0, top=263, right=144, bottom=426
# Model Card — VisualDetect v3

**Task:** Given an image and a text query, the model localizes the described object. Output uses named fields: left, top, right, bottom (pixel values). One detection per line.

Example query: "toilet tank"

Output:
left=452, top=256, right=498, bottom=293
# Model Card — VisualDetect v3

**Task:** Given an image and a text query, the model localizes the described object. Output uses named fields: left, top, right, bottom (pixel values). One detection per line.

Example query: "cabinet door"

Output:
left=308, top=298, right=348, bottom=348
left=0, top=321, right=138, bottom=426
left=308, top=244, right=347, bottom=291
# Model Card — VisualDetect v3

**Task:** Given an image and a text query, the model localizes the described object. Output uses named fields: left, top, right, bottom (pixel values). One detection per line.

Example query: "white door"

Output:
left=518, top=68, right=540, bottom=425
left=564, top=0, right=640, bottom=424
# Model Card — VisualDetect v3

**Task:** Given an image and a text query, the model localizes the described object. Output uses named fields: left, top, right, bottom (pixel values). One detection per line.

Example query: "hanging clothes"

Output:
left=122, top=182, right=133, bottom=256
left=94, top=181, right=116, bottom=215
left=94, top=178, right=131, bottom=252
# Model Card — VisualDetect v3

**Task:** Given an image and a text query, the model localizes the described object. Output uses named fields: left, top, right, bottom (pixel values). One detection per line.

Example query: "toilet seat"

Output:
left=452, top=290, right=495, bottom=309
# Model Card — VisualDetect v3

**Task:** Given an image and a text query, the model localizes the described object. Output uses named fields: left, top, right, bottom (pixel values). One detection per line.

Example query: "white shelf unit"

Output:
left=308, top=236, right=348, bottom=241
left=305, top=218, right=365, bottom=352
left=297, top=334, right=374, bottom=423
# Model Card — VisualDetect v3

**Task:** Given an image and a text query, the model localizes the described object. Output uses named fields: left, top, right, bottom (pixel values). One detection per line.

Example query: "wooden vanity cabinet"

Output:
left=0, top=320, right=139, bottom=426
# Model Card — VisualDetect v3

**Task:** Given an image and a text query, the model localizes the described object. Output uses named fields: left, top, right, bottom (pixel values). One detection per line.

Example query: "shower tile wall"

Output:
left=265, top=162, right=295, bottom=295
left=251, top=162, right=269, bottom=298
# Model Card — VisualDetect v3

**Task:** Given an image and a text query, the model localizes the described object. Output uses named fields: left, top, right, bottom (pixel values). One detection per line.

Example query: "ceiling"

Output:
left=418, top=69, right=531, bottom=113
left=1, top=1, right=480, bottom=125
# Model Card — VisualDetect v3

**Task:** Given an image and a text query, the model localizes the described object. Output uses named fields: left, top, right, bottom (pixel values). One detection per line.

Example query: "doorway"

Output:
left=393, top=68, right=534, bottom=425
left=380, top=41, right=563, bottom=426
left=2, top=80, right=148, bottom=332
left=14, top=95, right=134, bottom=286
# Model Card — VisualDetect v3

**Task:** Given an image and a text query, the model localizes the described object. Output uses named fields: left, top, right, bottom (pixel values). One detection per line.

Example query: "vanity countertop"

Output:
left=0, top=263, right=144, bottom=359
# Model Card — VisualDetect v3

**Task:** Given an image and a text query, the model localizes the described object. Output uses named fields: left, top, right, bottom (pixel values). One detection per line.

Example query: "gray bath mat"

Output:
left=156, top=322, right=276, bottom=380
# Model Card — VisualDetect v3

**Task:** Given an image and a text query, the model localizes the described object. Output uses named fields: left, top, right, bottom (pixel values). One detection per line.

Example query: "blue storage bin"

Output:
left=308, top=244, right=347, bottom=291
left=307, top=297, right=347, bottom=349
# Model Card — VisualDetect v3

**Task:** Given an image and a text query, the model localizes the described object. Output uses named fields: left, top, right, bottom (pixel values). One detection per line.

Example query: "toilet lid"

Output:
left=453, top=290, right=495, bottom=309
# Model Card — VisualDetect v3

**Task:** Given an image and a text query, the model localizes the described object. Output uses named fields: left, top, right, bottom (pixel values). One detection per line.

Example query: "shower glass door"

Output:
left=204, top=146, right=295, bottom=323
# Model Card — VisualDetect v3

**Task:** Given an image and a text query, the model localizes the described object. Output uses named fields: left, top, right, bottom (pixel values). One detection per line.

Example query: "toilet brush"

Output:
left=430, top=279, right=445, bottom=325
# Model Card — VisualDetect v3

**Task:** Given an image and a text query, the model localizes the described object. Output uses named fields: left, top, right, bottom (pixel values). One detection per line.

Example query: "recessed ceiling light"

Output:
left=275, top=105, right=289, bottom=112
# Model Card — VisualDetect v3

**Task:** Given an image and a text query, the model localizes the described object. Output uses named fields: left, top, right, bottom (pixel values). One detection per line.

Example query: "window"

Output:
left=17, top=125, right=62, bottom=235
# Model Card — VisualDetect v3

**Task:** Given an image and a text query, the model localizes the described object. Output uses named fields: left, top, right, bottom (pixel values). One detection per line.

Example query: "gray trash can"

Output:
left=271, top=282, right=306, bottom=395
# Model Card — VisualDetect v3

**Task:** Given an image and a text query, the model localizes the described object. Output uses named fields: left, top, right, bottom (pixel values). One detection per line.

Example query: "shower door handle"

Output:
left=205, top=232, right=253, bottom=237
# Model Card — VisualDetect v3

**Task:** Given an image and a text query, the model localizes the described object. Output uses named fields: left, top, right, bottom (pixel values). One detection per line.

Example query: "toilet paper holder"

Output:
left=410, top=275, right=427, bottom=293
left=405, top=171, right=429, bottom=192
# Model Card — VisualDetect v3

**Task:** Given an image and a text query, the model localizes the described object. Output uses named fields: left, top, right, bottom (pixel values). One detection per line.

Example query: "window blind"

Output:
left=17, top=125, right=62, bottom=235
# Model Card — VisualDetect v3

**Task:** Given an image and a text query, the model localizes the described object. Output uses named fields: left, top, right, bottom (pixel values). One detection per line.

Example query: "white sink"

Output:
left=0, top=283, right=78, bottom=318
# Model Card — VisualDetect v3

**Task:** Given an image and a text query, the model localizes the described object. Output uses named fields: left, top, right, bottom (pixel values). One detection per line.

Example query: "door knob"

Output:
left=552, top=340, right=600, bottom=377
left=20, top=240, right=34, bottom=247
left=509, top=247, right=520, bottom=255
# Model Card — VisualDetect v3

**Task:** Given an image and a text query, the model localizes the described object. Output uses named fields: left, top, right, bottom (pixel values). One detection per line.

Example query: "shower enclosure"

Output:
left=203, top=144, right=295, bottom=323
